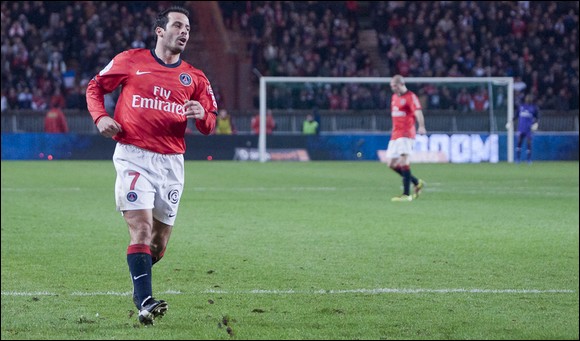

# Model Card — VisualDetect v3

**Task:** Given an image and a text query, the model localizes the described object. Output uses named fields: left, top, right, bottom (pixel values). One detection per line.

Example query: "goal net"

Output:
left=258, top=76, right=514, bottom=162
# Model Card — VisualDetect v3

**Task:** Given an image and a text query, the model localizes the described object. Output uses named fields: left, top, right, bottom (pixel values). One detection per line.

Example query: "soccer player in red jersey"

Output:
left=386, top=75, right=426, bottom=202
left=86, top=6, right=217, bottom=325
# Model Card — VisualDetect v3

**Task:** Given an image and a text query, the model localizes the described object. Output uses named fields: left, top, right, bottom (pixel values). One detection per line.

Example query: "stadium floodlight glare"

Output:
left=258, top=76, right=514, bottom=163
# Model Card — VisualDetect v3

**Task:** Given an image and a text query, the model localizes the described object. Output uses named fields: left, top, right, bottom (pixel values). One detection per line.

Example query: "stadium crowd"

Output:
left=1, top=1, right=160, bottom=113
left=1, top=1, right=578, bottom=114
left=223, top=1, right=578, bottom=111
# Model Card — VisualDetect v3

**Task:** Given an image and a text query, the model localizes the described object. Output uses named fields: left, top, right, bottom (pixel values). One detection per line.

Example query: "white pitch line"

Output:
left=1, top=288, right=575, bottom=297
left=203, top=288, right=576, bottom=294
left=1, top=187, right=81, bottom=192
left=192, top=187, right=338, bottom=191
left=1, top=291, right=58, bottom=296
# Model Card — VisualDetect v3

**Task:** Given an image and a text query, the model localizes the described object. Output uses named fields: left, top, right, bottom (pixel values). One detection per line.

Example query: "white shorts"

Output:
left=112, top=143, right=184, bottom=225
left=386, top=137, right=415, bottom=158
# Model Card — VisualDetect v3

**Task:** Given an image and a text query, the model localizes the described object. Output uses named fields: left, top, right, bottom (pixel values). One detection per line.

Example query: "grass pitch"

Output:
left=1, top=160, right=578, bottom=340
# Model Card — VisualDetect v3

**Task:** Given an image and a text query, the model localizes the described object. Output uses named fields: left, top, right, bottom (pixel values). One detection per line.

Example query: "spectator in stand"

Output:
left=5, top=88, right=19, bottom=110
left=456, top=88, right=471, bottom=112
left=302, top=113, right=319, bottom=135
left=251, top=109, right=276, bottom=134
left=554, top=88, right=570, bottom=111
left=31, top=88, right=47, bottom=111
left=1, top=90, right=8, bottom=113
left=215, top=108, right=236, bottom=135
left=470, top=88, right=489, bottom=112
left=542, top=87, right=558, bottom=110
left=65, top=85, right=86, bottom=110
left=44, top=104, right=68, bottom=133
left=46, top=51, right=66, bottom=75
left=17, top=87, right=33, bottom=109
left=328, top=88, right=342, bottom=110
left=49, top=87, right=66, bottom=110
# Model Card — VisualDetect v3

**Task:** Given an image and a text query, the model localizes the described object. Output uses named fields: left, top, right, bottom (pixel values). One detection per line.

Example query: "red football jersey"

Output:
left=86, top=49, right=217, bottom=154
left=390, top=90, right=422, bottom=139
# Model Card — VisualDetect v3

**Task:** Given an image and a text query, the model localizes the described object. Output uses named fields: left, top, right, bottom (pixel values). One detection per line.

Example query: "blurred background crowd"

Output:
left=1, top=1, right=578, bottom=117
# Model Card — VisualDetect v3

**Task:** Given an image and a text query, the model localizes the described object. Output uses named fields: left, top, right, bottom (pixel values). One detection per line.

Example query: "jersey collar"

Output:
left=150, top=49, right=182, bottom=68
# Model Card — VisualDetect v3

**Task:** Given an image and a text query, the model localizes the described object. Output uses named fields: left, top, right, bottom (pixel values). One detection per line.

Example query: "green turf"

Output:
left=1, top=160, right=578, bottom=340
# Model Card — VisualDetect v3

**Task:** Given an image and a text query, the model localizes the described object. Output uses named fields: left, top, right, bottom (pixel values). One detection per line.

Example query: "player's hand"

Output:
left=505, top=122, right=512, bottom=130
left=183, top=100, right=205, bottom=120
left=417, top=126, right=426, bottom=135
left=96, top=116, right=122, bottom=138
left=531, top=122, right=539, bottom=131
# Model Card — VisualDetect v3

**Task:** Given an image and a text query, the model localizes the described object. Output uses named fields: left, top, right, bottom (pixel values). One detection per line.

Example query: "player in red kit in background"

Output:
left=85, top=6, right=217, bottom=325
left=386, top=75, right=426, bottom=202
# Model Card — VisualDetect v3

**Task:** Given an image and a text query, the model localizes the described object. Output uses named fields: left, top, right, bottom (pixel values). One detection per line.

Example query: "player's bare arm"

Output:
left=416, top=109, right=426, bottom=135
left=96, top=116, right=122, bottom=138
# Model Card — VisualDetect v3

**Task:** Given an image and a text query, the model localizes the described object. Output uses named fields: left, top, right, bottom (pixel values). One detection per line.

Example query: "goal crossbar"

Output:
left=258, top=76, right=515, bottom=162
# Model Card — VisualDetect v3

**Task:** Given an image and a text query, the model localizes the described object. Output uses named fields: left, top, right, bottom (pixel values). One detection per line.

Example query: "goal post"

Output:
left=258, top=76, right=514, bottom=163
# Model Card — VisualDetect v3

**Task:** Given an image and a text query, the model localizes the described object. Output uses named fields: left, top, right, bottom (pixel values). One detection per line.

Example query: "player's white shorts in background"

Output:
left=113, top=143, right=184, bottom=226
left=386, top=137, right=415, bottom=158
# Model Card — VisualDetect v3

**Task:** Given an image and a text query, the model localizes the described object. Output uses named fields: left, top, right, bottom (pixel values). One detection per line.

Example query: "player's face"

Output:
left=390, top=80, right=403, bottom=95
left=162, top=12, right=190, bottom=54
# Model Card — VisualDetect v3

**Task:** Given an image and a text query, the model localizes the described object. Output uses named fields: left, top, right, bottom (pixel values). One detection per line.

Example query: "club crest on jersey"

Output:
left=127, top=192, right=138, bottom=202
left=179, top=73, right=192, bottom=86
left=168, top=189, right=180, bottom=204
left=400, top=99, right=406, bottom=105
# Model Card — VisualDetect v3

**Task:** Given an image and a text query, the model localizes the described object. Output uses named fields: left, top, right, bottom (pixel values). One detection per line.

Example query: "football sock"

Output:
left=400, top=166, right=412, bottom=196
left=391, top=166, right=403, bottom=176
left=127, top=244, right=153, bottom=309
left=393, top=166, right=418, bottom=186
left=515, top=147, right=521, bottom=162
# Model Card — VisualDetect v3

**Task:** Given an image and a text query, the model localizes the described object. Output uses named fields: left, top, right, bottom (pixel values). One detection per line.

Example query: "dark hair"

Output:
left=153, top=6, right=189, bottom=32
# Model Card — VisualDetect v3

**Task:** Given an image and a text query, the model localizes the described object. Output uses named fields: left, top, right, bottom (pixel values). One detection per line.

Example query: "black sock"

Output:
left=127, top=244, right=153, bottom=309
left=401, top=167, right=412, bottom=196
left=393, top=167, right=418, bottom=186
left=391, top=167, right=403, bottom=176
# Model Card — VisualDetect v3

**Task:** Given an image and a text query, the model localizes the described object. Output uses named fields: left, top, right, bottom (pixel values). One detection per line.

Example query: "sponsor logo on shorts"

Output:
left=168, top=189, right=180, bottom=204
left=127, top=192, right=138, bottom=202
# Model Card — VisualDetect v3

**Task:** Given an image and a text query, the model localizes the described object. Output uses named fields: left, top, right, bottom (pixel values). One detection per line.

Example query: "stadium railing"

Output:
left=1, top=109, right=578, bottom=134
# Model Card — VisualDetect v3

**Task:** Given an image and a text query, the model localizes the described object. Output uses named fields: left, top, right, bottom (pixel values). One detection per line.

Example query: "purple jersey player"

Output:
left=507, top=94, right=540, bottom=163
